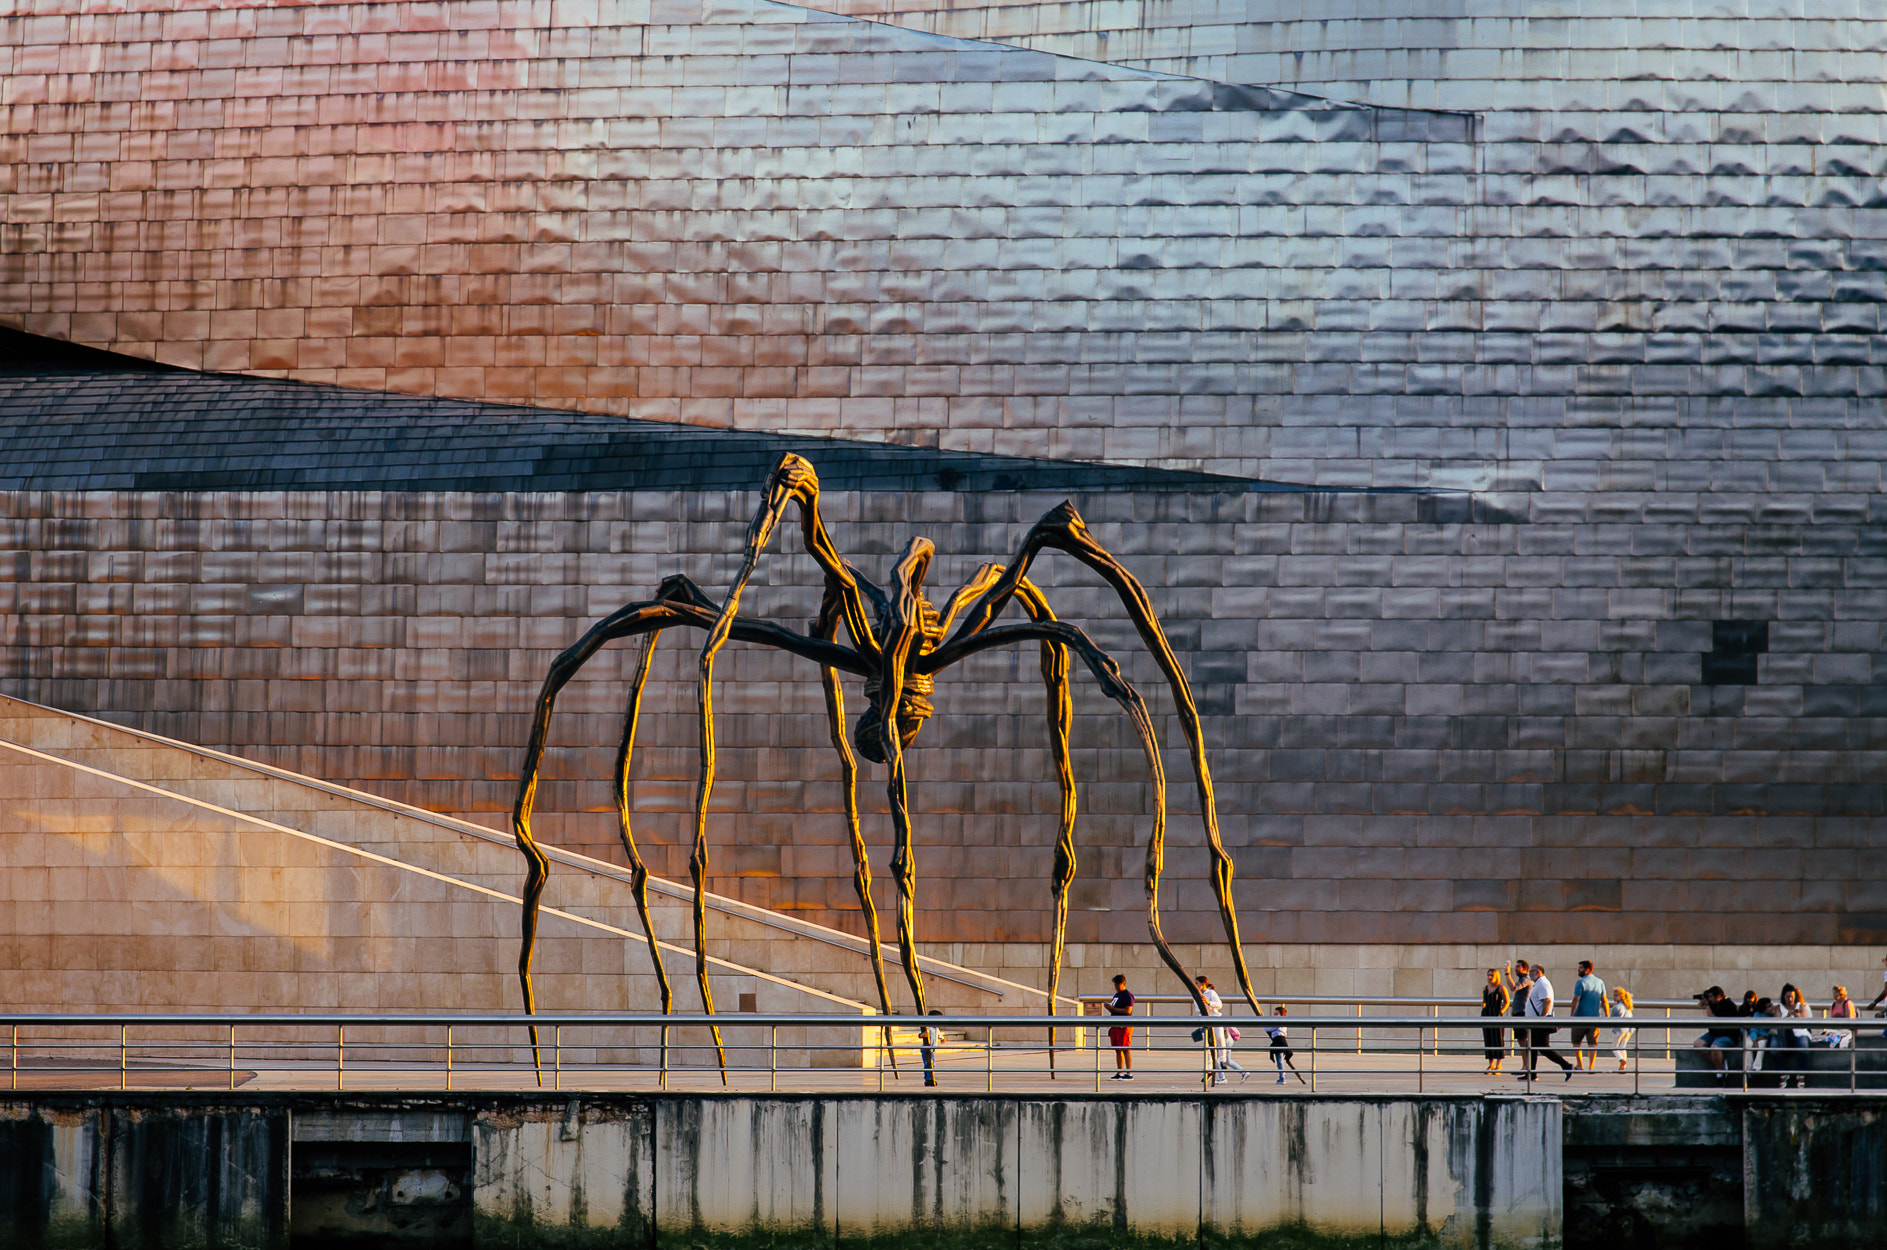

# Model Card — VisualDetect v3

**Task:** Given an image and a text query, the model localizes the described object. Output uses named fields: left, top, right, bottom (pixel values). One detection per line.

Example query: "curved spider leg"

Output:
left=515, top=576, right=870, bottom=1082
left=514, top=592, right=692, bottom=1084
left=811, top=585, right=901, bottom=1076
left=1012, top=578, right=1075, bottom=1074
left=877, top=537, right=938, bottom=1085
left=942, top=505, right=1262, bottom=1017
left=936, top=562, right=1003, bottom=636
left=613, top=627, right=675, bottom=1075
left=922, top=620, right=1212, bottom=1017
left=690, top=454, right=884, bottom=1082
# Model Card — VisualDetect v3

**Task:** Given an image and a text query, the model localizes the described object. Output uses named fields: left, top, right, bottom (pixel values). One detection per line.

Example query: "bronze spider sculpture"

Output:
left=511, top=453, right=1261, bottom=1084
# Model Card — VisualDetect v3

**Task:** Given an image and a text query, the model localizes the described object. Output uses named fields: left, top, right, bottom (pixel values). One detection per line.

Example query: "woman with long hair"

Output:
left=1194, top=975, right=1247, bottom=1084
left=1481, top=969, right=1510, bottom=1075
left=1778, top=983, right=1810, bottom=1088
left=1608, top=987, right=1635, bottom=1071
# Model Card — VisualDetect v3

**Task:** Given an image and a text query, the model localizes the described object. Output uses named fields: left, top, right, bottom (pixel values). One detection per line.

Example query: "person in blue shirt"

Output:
left=1569, top=960, right=1609, bottom=1071
left=1104, top=974, right=1136, bottom=1080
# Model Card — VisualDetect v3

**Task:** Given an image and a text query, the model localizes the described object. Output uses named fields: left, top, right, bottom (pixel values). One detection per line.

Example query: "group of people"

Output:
left=1102, top=974, right=1304, bottom=1085
left=1094, top=956, right=1887, bottom=1088
left=1480, top=959, right=1633, bottom=1081
left=1691, top=969, right=1880, bottom=1086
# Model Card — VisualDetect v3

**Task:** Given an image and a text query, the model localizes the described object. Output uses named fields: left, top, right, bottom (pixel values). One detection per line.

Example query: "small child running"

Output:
left=1267, top=1006, right=1306, bottom=1085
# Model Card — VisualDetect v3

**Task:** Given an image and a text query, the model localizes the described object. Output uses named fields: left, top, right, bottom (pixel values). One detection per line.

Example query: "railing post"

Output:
left=119, top=1025, right=126, bottom=1091
left=770, top=1025, right=778, bottom=1093
left=1356, top=1002, right=1362, bottom=1055
left=1632, top=1021, right=1639, bottom=1097
left=1309, top=1025, right=1317, bottom=1093
left=554, top=1026, right=562, bottom=1092
left=446, top=1026, right=453, bottom=1092
left=12, top=1024, right=18, bottom=1092
left=1851, top=1028, right=1857, bottom=1093
left=337, top=1025, right=344, bottom=1092
left=1093, top=1008, right=1101, bottom=1093
left=229, top=1025, right=237, bottom=1092
left=986, top=1027, right=994, bottom=1094
left=660, top=1024, right=669, bottom=1092
left=1417, top=1022, right=1423, bottom=1094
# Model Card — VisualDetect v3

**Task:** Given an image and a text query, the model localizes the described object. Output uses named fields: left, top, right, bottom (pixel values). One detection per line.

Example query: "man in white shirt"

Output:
left=1520, top=965, right=1577, bottom=1082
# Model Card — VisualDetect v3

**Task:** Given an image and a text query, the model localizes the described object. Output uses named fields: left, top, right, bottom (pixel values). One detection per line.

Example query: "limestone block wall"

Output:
left=0, top=692, right=1047, bottom=1018
left=0, top=705, right=879, bottom=1061
left=6, top=471, right=1885, bottom=967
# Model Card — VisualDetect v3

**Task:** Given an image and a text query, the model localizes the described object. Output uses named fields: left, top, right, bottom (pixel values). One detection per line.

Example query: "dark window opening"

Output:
left=1701, top=619, right=1767, bottom=686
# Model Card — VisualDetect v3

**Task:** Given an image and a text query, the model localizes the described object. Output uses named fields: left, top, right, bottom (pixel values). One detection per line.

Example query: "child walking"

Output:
left=1267, top=1006, right=1306, bottom=1085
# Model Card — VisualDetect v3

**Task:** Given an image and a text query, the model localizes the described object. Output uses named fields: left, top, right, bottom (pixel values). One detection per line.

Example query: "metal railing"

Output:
left=1072, top=993, right=1862, bottom=1063
left=0, top=1011, right=1876, bottom=1096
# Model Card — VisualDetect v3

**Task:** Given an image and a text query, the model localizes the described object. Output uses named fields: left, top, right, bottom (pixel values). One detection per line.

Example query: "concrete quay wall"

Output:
left=0, top=1092, right=1561, bottom=1249
left=1, top=1091, right=1884, bottom=1248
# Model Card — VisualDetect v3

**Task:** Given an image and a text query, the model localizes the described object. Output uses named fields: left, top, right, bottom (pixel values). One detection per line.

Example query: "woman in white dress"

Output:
left=1194, top=975, right=1247, bottom=1084
left=1608, top=987, right=1635, bottom=1071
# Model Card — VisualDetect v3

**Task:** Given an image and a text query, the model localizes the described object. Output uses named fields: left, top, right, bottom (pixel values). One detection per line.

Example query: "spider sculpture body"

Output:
left=511, top=453, right=1261, bottom=1084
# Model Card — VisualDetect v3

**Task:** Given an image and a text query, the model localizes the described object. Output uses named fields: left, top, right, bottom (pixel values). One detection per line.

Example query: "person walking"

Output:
left=1521, top=964, right=1576, bottom=1082
left=1867, top=955, right=1887, bottom=1016
left=1570, top=960, right=1609, bottom=1071
left=1608, top=988, right=1635, bottom=1071
left=1481, top=968, right=1510, bottom=1075
left=1105, top=974, right=1136, bottom=1079
left=1266, top=1006, right=1305, bottom=1084
left=1505, top=960, right=1534, bottom=1073
left=1195, top=975, right=1247, bottom=1085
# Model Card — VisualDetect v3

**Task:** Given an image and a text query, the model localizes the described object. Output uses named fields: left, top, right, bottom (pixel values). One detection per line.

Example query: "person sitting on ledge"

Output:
left=1691, top=986, right=1742, bottom=1082
left=1824, top=985, right=1858, bottom=1049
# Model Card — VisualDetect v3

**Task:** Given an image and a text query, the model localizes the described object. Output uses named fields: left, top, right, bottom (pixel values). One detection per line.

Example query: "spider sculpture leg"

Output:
left=812, top=585, right=901, bottom=1074
left=613, top=628, right=675, bottom=1071
left=873, top=537, right=940, bottom=1084
left=941, top=504, right=1260, bottom=1016
left=923, top=618, right=1204, bottom=1016
left=1013, top=579, right=1076, bottom=1073
left=513, top=574, right=868, bottom=1082
left=690, top=454, right=884, bottom=1079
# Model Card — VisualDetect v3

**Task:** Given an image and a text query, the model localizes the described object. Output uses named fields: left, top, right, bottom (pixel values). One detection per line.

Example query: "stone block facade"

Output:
left=2, top=370, right=1882, bottom=960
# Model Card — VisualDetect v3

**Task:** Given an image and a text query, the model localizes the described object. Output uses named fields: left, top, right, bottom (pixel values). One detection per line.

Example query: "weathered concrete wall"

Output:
left=0, top=1100, right=286, bottom=1250
left=475, top=1102, right=653, bottom=1248
left=1, top=1092, right=1885, bottom=1249
left=649, top=1095, right=1560, bottom=1248
left=1744, top=1102, right=1887, bottom=1248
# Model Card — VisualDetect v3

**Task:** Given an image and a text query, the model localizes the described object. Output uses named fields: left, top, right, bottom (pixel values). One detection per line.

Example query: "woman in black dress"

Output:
left=1482, top=967, right=1510, bottom=1075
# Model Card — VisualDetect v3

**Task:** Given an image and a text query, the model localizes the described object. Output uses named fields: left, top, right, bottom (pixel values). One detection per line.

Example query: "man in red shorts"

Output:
left=1106, top=974, right=1136, bottom=1080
